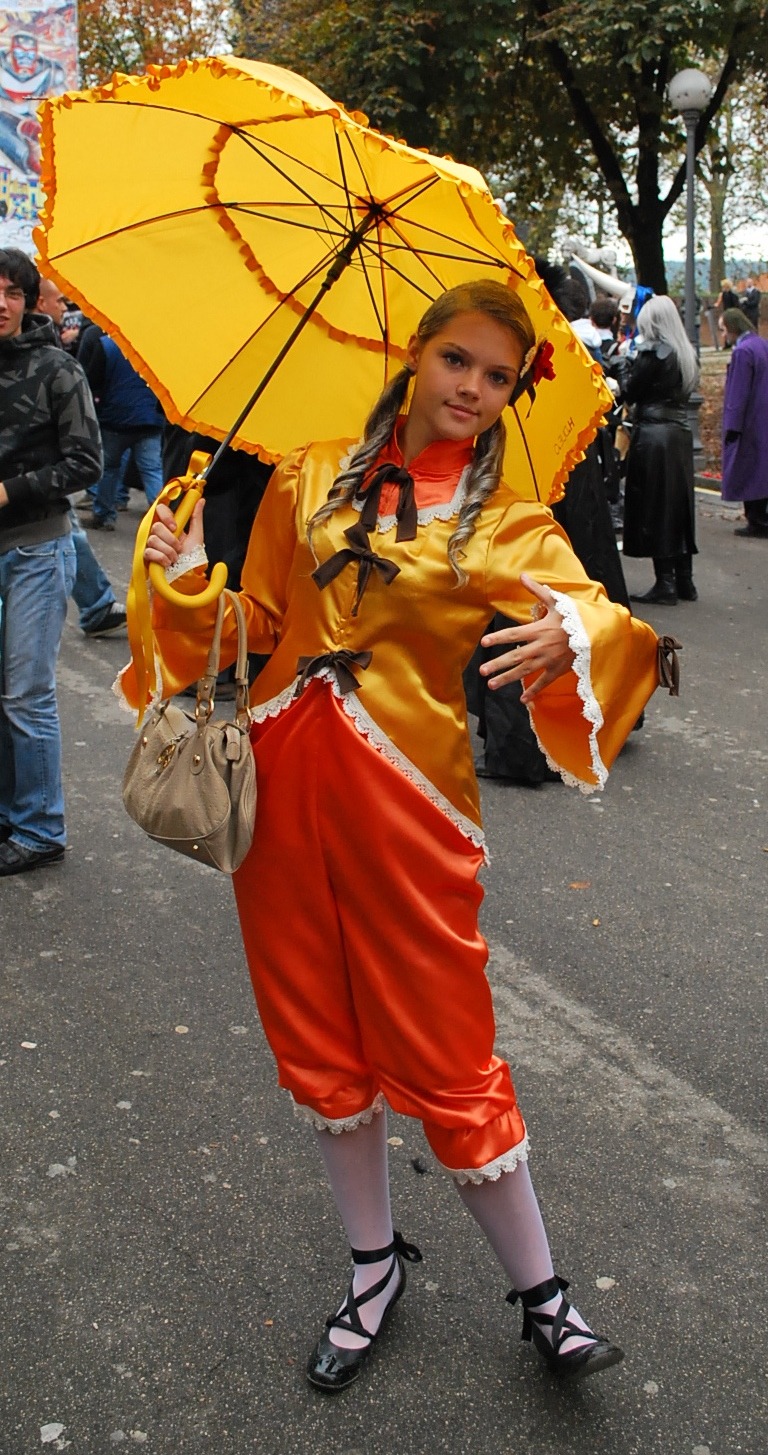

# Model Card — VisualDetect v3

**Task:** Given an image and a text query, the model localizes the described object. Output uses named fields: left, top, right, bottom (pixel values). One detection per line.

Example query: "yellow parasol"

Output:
left=35, top=56, right=610, bottom=701
left=35, top=55, right=609, bottom=485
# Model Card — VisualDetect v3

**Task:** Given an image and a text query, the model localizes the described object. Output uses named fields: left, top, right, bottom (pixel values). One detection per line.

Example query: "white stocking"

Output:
left=314, top=1110, right=399, bottom=1350
left=457, top=1162, right=594, bottom=1354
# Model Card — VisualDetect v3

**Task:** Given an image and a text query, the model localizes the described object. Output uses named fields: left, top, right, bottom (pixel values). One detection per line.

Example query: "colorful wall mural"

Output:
left=0, top=3, right=78, bottom=253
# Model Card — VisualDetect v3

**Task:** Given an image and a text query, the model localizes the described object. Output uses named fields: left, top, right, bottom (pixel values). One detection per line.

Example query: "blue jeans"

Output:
left=93, top=428, right=163, bottom=524
left=0, top=534, right=77, bottom=850
left=69, top=508, right=116, bottom=629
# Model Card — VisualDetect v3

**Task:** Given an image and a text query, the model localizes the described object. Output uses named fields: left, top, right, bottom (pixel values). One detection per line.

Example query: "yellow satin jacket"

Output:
left=120, top=436, right=662, bottom=837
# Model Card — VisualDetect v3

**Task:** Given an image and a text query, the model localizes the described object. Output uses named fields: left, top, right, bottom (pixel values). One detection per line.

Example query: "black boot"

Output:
left=675, top=554, right=698, bottom=601
left=630, top=572, right=678, bottom=605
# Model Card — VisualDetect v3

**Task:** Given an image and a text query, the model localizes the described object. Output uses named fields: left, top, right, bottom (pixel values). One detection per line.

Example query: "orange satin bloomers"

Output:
left=233, top=681, right=528, bottom=1182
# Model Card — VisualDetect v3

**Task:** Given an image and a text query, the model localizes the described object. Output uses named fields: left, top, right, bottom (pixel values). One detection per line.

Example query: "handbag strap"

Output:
left=195, top=589, right=251, bottom=726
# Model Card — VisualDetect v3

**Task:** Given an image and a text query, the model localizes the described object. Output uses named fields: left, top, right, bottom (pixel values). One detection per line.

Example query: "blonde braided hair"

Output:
left=307, top=280, right=535, bottom=584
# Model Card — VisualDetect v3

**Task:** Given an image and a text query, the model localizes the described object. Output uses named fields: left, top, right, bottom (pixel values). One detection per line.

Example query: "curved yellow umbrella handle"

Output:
left=127, top=452, right=230, bottom=719
left=147, top=484, right=228, bottom=608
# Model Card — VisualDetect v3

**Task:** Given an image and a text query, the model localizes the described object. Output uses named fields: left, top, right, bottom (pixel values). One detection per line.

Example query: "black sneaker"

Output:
left=83, top=603, right=127, bottom=637
left=0, top=840, right=65, bottom=877
left=82, top=513, right=116, bottom=532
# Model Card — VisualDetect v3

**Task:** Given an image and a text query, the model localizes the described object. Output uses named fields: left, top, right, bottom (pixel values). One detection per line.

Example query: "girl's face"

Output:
left=403, top=310, right=525, bottom=457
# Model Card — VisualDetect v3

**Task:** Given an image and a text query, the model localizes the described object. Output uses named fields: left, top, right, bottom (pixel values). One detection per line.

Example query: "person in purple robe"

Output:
left=719, top=308, right=768, bottom=538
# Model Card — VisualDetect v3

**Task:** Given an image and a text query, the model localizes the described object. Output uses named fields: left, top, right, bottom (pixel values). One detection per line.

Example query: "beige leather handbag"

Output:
left=122, top=590, right=256, bottom=873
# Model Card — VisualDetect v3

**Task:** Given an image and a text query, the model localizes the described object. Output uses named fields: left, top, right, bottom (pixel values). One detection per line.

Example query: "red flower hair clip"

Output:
left=531, top=339, right=556, bottom=386
left=510, top=337, right=556, bottom=410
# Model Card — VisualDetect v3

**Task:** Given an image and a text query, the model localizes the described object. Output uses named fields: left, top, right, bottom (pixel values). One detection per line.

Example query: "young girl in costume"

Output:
left=130, top=280, right=666, bottom=1393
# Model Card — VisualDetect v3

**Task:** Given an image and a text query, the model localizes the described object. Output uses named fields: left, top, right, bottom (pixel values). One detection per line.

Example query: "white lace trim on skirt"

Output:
left=450, top=1134, right=530, bottom=1185
left=292, top=1091, right=386, bottom=1133
left=251, top=668, right=488, bottom=860
left=526, top=591, right=608, bottom=795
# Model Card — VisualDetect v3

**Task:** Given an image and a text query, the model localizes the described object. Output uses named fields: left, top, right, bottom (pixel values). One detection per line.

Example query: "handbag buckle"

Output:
left=156, top=741, right=177, bottom=771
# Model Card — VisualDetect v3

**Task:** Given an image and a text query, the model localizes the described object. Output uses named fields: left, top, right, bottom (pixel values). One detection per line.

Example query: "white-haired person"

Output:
left=622, top=295, right=699, bottom=605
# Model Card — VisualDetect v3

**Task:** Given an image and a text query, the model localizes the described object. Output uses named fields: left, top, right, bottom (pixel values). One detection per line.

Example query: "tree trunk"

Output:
left=625, top=219, right=668, bottom=294
left=708, top=187, right=727, bottom=295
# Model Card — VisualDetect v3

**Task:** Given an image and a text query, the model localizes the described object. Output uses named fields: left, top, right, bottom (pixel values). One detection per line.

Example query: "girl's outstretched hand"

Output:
left=479, top=573, right=575, bottom=704
left=143, top=499, right=205, bottom=571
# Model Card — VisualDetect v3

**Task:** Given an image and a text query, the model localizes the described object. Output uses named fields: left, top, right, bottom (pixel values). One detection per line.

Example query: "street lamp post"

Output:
left=668, top=68, right=713, bottom=349
left=668, top=68, right=713, bottom=470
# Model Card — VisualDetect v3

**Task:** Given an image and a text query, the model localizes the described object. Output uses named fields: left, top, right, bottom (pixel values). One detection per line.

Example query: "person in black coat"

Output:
left=621, top=295, right=699, bottom=605
left=464, top=261, right=634, bottom=784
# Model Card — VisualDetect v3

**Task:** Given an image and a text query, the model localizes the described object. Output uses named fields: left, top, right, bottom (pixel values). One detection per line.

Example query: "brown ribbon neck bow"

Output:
left=295, top=649, right=373, bottom=696
left=312, top=520, right=400, bottom=617
left=355, top=462, right=418, bottom=541
left=312, top=461, right=416, bottom=617
left=657, top=634, right=682, bottom=696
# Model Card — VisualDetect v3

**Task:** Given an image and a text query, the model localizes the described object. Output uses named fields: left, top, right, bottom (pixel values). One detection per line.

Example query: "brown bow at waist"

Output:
left=295, top=649, right=373, bottom=696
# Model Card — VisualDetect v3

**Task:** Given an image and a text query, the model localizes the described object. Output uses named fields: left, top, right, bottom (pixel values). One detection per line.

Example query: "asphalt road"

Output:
left=1, top=491, right=766, bottom=1455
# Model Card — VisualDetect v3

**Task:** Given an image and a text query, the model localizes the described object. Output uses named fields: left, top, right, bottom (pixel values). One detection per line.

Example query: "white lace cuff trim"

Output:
left=164, top=545, right=208, bottom=582
left=292, top=1091, right=386, bottom=1133
left=111, top=653, right=164, bottom=718
left=450, top=1134, right=530, bottom=1184
left=351, top=465, right=470, bottom=533
left=526, top=591, right=608, bottom=795
left=250, top=670, right=488, bottom=861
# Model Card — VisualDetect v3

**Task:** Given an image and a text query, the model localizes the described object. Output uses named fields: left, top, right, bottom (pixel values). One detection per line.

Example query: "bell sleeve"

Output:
left=484, top=499, right=662, bottom=790
left=116, top=446, right=306, bottom=710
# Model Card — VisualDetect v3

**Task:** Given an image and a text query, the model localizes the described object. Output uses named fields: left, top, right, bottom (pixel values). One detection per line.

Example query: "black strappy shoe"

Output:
left=507, top=1275, right=624, bottom=1381
left=306, top=1230, right=422, bottom=1393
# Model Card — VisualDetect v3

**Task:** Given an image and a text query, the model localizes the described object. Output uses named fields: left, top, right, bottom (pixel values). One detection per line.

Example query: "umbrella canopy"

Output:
left=35, top=55, right=611, bottom=503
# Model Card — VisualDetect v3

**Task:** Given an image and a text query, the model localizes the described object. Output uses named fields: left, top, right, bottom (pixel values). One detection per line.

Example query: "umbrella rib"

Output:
left=227, top=126, right=355, bottom=248
left=44, top=202, right=242, bottom=258
left=184, top=248, right=355, bottom=416
left=333, top=127, right=358, bottom=236
left=226, top=204, right=352, bottom=240
left=350, top=233, right=388, bottom=344
left=509, top=403, right=541, bottom=501
left=330, top=133, right=388, bottom=342
left=84, top=99, right=360, bottom=208
left=357, top=218, right=470, bottom=301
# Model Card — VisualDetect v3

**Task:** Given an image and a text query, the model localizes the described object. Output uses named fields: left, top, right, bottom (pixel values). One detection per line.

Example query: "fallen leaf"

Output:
left=569, top=881, right=591, bottom=890
left=592, top=918, right=601, bottom=926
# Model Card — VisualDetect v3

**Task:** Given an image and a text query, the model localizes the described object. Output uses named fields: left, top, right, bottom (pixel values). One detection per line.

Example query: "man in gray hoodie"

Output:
left=0, top=249, right=102, bottom=875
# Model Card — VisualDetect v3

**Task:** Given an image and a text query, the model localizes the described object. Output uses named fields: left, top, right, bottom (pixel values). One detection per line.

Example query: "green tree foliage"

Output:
left=79, top=0, right=231, bottom=89
left=234, top=0, right=768, bottom=290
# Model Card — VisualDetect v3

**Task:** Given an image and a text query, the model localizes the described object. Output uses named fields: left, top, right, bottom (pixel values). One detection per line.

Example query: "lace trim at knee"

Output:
left=526, top=591, right=608, bottom=795
left=292, top=1091, right=386, bottom=1133
left=449, top=1134, right=530, bottom=1185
